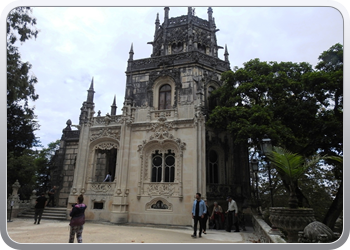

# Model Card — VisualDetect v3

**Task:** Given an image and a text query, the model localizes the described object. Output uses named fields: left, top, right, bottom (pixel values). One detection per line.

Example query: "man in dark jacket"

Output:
left=34, top=192, right=47, bottom=224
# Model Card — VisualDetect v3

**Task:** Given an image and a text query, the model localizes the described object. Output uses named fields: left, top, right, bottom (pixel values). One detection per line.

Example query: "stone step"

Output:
left=18, top=207, right=68, bottom=220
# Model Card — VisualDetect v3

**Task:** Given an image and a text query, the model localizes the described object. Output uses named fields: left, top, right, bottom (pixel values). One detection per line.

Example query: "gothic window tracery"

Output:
left=151, top=149, right=175, bottom=183
left=208, top=150, right=219, bottom=184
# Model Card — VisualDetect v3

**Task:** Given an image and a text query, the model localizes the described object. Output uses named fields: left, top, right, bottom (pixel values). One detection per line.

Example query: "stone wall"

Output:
left=57, top=141, right=79, bottom=207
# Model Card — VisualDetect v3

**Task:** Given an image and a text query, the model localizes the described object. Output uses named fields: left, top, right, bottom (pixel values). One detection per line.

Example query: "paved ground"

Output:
left=6, top=218, right=259, bottom=244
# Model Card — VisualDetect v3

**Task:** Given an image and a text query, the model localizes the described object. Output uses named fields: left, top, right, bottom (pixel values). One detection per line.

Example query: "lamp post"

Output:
left=260, top=135, right=274, bottom=207
left=250, top=155, right=261, bottom=215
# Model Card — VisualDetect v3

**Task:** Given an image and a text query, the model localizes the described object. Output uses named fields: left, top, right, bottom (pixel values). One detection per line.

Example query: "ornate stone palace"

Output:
left=51, top=7, right=251, bottom=226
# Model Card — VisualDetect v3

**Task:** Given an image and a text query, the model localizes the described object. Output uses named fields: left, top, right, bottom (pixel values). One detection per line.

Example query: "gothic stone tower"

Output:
left=56, top=7, right=250, bottom=226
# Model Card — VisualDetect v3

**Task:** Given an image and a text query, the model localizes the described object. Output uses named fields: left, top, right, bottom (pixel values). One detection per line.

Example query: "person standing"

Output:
left=210, top=201, right=223, bottom=230
left=69, top=194, right=87, bottom=243
left=202, top=199, right=209, bottom=234
left=47, top=186, right=56, bottom=207
left=191, top=193, right=207, bottom=238
left=34, top=192, right=47, bottom=224
left=225, top=196, right=239, bottom=232
left=103, top=172, right=112, bottom=182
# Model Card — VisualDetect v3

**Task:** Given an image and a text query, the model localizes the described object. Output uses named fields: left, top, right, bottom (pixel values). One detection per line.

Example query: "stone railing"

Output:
left=7, top=180, right=38, bottom=219
left=251, top=211, right=287, bottom=243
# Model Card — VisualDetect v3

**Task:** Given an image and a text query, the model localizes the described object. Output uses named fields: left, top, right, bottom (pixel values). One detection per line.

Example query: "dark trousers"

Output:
left=34, top=208, right=44, bottom=223
left=47, top=195, right=55, bottom=206
left=227, top=211, right=239, bottom=232
left=193, top=216, right=203, bottom=236
left=202, top=214, right=208, bottom=232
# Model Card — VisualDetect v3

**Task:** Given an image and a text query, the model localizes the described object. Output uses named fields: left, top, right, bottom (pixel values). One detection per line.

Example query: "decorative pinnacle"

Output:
left=112, top=95, right=116, bottom=106
left=89, top=77, right=94, bottom=90
left=224, top=44, right=229, bottom=62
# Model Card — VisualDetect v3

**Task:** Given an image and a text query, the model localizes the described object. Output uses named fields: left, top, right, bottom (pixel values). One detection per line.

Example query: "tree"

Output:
left=267, top=147, right=323, bottom=209
left=7, top=7, right=40, bottom=197
left=35, top=140, right=61, bottom=194
left=207, top=44, right=343, bottom=227
left=7, top=7, right=39, bottom=156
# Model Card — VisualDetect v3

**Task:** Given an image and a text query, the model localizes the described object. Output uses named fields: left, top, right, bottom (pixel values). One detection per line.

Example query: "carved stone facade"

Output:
left=53, top=7, right=251, bottom=226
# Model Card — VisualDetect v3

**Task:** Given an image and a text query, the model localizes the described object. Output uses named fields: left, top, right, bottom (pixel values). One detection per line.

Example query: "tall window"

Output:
left=208, top=86, right=216, bottom=111
left=159, top=84, right=172, bottom=110
left=208, top=150, right=219, bottom=183
left=95, top=148, right=117, bottom=182
left=151, top=150, right=175, bottom=182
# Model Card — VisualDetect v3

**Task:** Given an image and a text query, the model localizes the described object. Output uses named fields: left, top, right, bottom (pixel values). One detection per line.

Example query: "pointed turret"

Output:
left=155, top=13, right=160, bottom=31
left=164, top=7, right=169, bottom=27
left=111, top=95, right=117, bottom=116
left=87, top=77, right=95, bottom=103
left=208, top=7, right=213, bottom=26
left=128, top=43, right=134, bottom=61
left=224, top=44, right=229, bottom=62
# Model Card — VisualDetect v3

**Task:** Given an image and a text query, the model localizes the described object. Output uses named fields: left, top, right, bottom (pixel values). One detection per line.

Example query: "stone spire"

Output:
left=224, top=44, right=229, bottom=62
left=155, top=12, right=160, bottom=30
left=87, top=77, right=95, bottom=103
left=128, top=43, right=134, bottom=61
left=164, top=7, right=170, bottom=26
left=208, top=7, right=213, bottom=25
left=111, top=95, right=117, bottom=116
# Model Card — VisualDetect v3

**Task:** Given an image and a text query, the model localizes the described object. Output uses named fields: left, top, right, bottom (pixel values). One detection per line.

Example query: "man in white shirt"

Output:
left=225, top=196, right=239, bottom=232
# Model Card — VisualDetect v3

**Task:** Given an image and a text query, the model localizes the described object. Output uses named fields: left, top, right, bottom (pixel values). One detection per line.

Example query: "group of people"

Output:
left=191, top=193, right=240, bottom=238
left=34, top=188, right=241, bottom=243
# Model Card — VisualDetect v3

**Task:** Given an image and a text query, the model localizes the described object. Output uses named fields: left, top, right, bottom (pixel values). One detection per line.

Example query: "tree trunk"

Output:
left=323, top=180, right=343, bottom=230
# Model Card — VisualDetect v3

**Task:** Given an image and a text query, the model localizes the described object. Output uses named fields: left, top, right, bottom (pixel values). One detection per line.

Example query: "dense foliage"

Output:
left=207, top=43, right=343, bottom=229
left=7, top=7, right=42, bottom=198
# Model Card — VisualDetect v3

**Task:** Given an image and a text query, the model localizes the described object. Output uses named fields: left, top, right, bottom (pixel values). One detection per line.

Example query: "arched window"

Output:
left=94, top=148, right=117, bottom=182
left=208, top=150, right=219, bottom=184
left=151, top=150, right=175, bottom=182
left=159, top=84, right=172, bottom=110
left=207, top=86, right=217, bottom=111
left=208, top=86, right=216, bottom=95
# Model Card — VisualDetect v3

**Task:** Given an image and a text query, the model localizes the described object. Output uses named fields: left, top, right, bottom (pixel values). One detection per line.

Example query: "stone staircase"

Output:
left=18, top=207, right=68, bottom=221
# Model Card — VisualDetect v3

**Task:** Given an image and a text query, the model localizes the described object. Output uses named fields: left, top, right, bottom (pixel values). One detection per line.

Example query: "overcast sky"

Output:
left=13, top=6, right=343, bottom=149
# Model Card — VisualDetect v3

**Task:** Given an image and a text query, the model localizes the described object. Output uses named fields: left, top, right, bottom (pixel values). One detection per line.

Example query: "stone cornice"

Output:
left=127, top=51, right=230, bottom=72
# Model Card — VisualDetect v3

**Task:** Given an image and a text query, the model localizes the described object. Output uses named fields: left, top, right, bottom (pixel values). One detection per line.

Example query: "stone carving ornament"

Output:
left=90, top=128, right=120, bottom=142
left=148, top=183, right=175, bottom=196
left=91, top=183, right=112, bottom=193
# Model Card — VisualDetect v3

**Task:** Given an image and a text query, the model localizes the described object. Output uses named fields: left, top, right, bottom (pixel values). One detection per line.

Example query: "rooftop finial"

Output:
left=164, top=7, right=170, bottom=28
left=89, top=77, right=94, bottom=90
left=87, top=77, right=95, bottom=103
left=111, top=95, right=117, bottom=116
left=129, top=43, right=134, bottom=61
left=224, top=44, right=229, bottom=62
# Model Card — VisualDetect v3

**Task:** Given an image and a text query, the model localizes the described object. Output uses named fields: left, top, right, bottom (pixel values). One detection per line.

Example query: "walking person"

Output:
left=191, top=193, right=207, bottom=238
left=202, top=199, right=209, bottom=234
left=69, top=194, right=87, bottom=243
left=225, top=196, right=239, bottom=232
left=34, top=192, right=47, bottom=224
left=47, top=186, right=56, bottom=207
